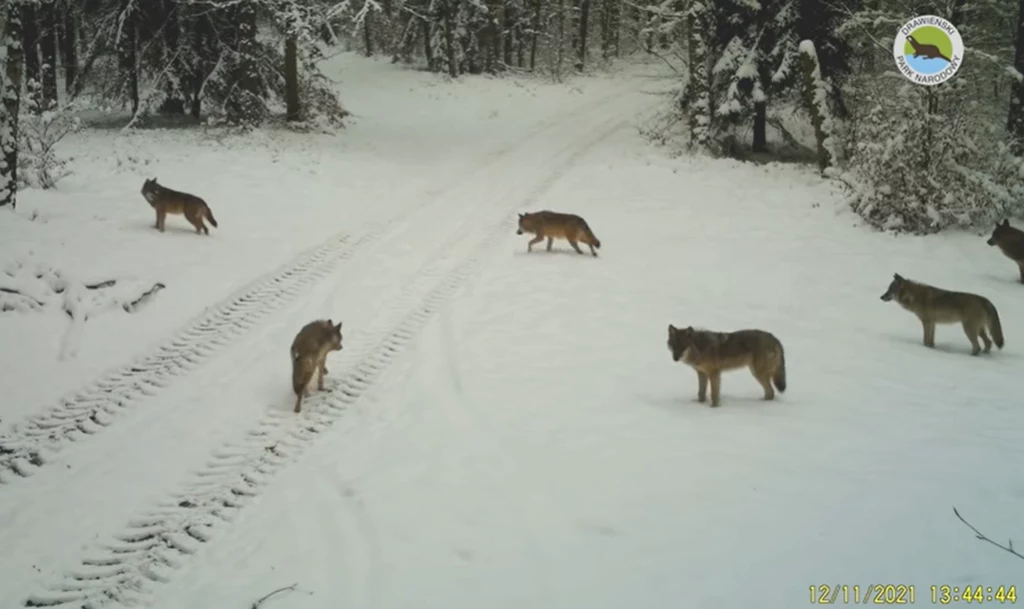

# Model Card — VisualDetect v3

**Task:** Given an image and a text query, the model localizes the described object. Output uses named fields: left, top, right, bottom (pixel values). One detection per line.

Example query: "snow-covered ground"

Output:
left=1, top=52, right=1021, bottom=609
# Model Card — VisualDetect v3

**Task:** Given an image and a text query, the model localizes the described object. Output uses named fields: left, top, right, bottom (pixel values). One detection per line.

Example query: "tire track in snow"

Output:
left=0, top=88, right=620, bottom=486
left=22, top=107, right=630, bottom=609
left=0, top=232, right=375, bottom=483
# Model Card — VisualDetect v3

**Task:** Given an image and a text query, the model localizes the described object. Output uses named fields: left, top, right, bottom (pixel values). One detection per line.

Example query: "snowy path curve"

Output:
left=22, top=86, right=637, bottom=609
left=0, top=86, right=620, bottom=486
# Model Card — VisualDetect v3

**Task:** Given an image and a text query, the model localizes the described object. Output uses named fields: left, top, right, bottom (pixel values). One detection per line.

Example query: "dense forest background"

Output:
left=2, top=0, right=1023, bottom=234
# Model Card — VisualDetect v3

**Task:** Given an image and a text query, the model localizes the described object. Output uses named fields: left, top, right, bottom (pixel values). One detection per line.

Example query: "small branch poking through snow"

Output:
left=0, top=287, right=48, bottom=310
left=953, top=507, right=1024, bottom=562
left=251, top=583, right=299, bottom=609
left=85, top=279, right=118, bottom=290
left=124, top=282, right=165, bottom=312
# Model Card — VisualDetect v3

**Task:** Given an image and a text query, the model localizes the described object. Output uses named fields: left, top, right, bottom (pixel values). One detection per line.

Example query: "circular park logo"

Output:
left=892, top=15, right=964, bottom=85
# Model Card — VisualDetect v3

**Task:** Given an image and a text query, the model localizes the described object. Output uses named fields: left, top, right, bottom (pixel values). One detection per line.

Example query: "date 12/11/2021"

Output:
left=808, top=583, right=1017, bottom=604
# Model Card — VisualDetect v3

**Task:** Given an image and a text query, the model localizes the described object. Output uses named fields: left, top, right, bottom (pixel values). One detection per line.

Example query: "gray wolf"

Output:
left=666, top=324, right=786, bottom=407
left=141, top=178, right=219, bottom=235
left=986, top=219, right=1024, bottom=283
left=291, top=319, right=343, bottom=413
left=879, top=273, right=1004, bottom=355
left=516, top=211, right=601, bottom=256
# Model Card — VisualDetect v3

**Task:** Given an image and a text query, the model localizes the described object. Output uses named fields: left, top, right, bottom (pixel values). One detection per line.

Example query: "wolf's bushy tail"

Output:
left=983, top=298, right=1004, bottom=349
left=583, top=221, right=601, bottom=249
left=772, top=338, right=787, bottom=392
left=205, top=205, right=218, bottom=228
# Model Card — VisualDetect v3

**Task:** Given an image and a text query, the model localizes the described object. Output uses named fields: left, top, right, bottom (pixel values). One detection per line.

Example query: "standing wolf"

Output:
left=290, top=319, right=343, bottom=413
left=879, top=273, right=1004, bottom=356
left=516, top=211, right=601, bottom=256
left=666, top=324, right=787, bottom=407
left=140, top=178, right=219, bottom=235
left=986, top=219, right=1024, bottom=283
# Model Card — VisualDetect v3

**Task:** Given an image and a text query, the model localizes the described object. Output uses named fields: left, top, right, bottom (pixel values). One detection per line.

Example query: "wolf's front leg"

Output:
left=696, top=371, right=708, bottom=403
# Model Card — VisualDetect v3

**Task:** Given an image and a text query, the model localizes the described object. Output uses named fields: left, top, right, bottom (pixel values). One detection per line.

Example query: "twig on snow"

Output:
left=0, top=287, right=47, bottom=309
left=252, top=583, right=299, bottom=609
left=953, top=506, right=1024, bottom=562
left=85, top=279, right=118, bottom=290
left=123, top=282, right=165, bottom=312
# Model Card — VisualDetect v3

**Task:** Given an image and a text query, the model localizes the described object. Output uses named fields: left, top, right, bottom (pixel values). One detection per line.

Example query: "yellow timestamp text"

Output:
left=931, top=585, right=1017, bottom=604
left=809, top=584, right=917, bottom=604
left=808, top=584, right=1018, bottom=604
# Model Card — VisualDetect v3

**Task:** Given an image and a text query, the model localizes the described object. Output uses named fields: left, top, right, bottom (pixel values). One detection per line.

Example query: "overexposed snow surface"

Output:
left=1, top=54, right=1022, bottom=609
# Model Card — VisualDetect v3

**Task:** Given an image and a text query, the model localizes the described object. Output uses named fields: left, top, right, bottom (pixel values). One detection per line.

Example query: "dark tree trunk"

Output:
left=59, top=0, right=77, bottom=94
left=502, top=0, right=513, bottom=66
left=285, top=34, right=300, bottom=121
left=157, top=0, right=185, bottom=115
left=599, top=0, right=610, bottom=59
left=612, top=0, right=619, bottom=55
left=556, top=0, right=566, bottom=76
left=752, top=100, right=767, bottom=152
left=187, top=11, right=215, bottom=120
left=487, top=5, right=501, bottom=72
left=685, top=3, right=711, bottom=150
left=391, top=13, right=416, bottom=63
left=1010, top=0, right=1024, bottom=154
left=116, top=0, right=139, bottom=115
left=516, top=17, right=525, bottom=67
left=225, top=1, right=264, bottom=123
left=363, top=10, right=374, bottom=56
left=576, top=0, right=590, bottom=69
left=442, top=0, right=458, bottom=77
left=20, top=2, right=41, bottom=102
left=39, top=0, right=59, bottom=107
left=2, top=4, right=25, bottom=209
left=568, top=0, right=579, bottom=58
left=422, top=18, right=435, bottom=67
left=529, top=0, right=540, bottom=69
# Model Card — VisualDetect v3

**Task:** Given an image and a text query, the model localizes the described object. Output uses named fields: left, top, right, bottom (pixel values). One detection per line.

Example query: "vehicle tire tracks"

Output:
left=0, top=88, right=621, bottom=486
left=22, top=106, right=630, bottom=609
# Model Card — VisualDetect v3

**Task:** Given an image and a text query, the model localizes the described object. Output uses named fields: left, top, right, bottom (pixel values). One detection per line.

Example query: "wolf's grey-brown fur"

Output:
left=667, top=325, right=786, bottom=407
left=141, top=178, right=219, bottom=235
left=879, top=273, right=1004, bottom=355
left=986, top=219, right=1024, bottom=283
left=290, top=319, right=343, bottom=413
left=516, top=211, right=601, bottom=256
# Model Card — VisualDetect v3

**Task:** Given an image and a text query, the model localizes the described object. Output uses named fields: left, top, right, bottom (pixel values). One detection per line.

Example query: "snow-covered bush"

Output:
left=17, top=79, right=83, bottom=191
left=838, top=76, right=1024, bottom=234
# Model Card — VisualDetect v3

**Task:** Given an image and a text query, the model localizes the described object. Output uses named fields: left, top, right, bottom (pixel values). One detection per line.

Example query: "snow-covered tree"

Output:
left=1009, top=0, right=1024, bottom=153
left=1, top=1, right=28, bottom=210
left=798, top=39, right=836, bottom=172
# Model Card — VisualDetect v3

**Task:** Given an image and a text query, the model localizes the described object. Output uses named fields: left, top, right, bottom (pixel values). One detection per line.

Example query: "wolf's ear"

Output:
left=1002, top=218, right=1010, bottom=227
left=335, top=321, right=342, bottom=330
left=893, top=273, right=903, bottom=280
left=668, top=324, right=676, bottom=335
left=518, top=212, right=525, bottom=218
left=325, top=318, right=333, bottom=326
